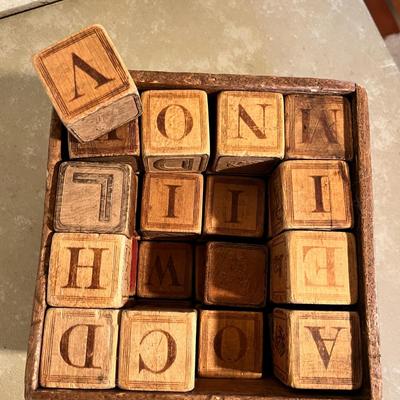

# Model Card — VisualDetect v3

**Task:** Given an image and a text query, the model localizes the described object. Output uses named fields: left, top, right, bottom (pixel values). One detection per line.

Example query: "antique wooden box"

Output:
left=25, top=71, right=381, bottom=400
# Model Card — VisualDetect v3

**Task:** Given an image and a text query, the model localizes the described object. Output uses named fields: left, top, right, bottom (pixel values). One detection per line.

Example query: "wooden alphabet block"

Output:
left=47, top=233, right=132, bottom=308
left=40, top=308, right=119, bottom=389
left=212, top=91, right=284, bottom=174
left=272, top=309, right=362, bottom=389
left=141, top=90, right=209, bottom=172
left=196, top=242, right=267, bottom=307
left=269, top=231, right=357, bottom=305
left=285, top=94, right=353, bottom=160
left=137, top=241, right=193, bottom=299
left=204, top=175, right=265, bottom=238
left=68, top=120, right=141, bottom=170
left=268, top=160, right=353, bottom=236
left=118, top=308, right=197, bottom=392
left=140, top=173, right=203, bottom=238
left=54, top=161, right=137, bottom=236
left=33, top=25, right=141, bottom=142
left=198, top=310, right=263, bottom=378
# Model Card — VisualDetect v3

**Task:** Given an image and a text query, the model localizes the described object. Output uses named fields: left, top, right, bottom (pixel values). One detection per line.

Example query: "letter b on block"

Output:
left=118, top=309, right=197, bottom=392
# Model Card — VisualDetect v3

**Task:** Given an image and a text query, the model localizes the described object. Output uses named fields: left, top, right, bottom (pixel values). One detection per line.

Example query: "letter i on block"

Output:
left=141, top=90, right=210, bottom=172
left=118, top=308, right=197, bottom=391
left=272, top=309, right=362, bottom=389
left=40, top=308, right=119, bottom=388
left=33, top=25, right=141, bottom=142
left=212, top=91, right=284, bottom=174
left=54, top=162, right=137, bottom=236
left=198, top=310, right=263, bottom=378
left=47, top=233, right=133, bottom=308
left=285, top=95, right=353, bottom=160
left=268, top=160, right=353, bottom=236
left=269, top=231, right=357, bottom=305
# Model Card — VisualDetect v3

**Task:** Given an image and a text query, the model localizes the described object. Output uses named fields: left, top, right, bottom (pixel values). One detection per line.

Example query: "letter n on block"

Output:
left=268, top=160, right=353, bottom=236
left=118, top=309, right=197, bottom=392
left=141, top=90, right=210, bottom=172
left=47, top=233, right=133, bottom=308
left=272, top=309, right=362, bottom=389
left=140, top=173, right=203, bottom=238
left=213, top=91, right=284, bottom=174
left=198, top=310, right=263, bottom=378
left=33, top=25, right=141, bottom=142
left=40, top=308, right=119, bottom=388
left=54, top=162, right=137, bottom=236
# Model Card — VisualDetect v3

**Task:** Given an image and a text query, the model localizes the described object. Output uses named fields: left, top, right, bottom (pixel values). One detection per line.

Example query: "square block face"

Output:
left=33, top=25, right=139, bottom=141
left=47, top=233, right=132, bottom=308
left=68, top=120, right=140, bottom=169
left=269, top=231, right=357, bottom=304
left=198, top=310, right=263, bottom=378
left=272, top=309, right=362, bottom=390
left=54, top=162, right=137, bottom=236
left=40, top=308, right=119, bottom=389
left=141, top=90, right=209, bottom=172
left=198, top=242, right=267, bottom=307
left=118, top=309, right=197, bottom=392
left=268, top=160, right=353, bottom=236
left=214, top=91, right=284, bottom=173
left=204, top=175, right=265, bottom=238
left=285, top=95, right=353, bottom=160
left=137, top=241, right=193, bottom=299
left=140, top=173, right=203, bottom=237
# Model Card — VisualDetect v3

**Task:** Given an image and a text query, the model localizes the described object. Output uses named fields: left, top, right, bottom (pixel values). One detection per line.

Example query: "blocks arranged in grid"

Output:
left=140, top=173, right=203, bottom=238
left=196, top=242, right=267, bottom=308
left=141, top=90, right=209, bottom=172
left=40, top=308, right=119, bottom=389
left=285, top=94, right=353, bottom=160
left=268, top=160, right=353, bottom=236
left=33, top=25, right=141, bottom=142
left=198, top=310, right=263, bottom=378
left=118, top=308, right=197, bottom=392
left=47, top=233, right=133, bottom=308
left=213, top=91, right=284, bottom=174
left=68, top=120, right=141, bottom=170
left=54, top=162, right=137, bottom=236
left=272, top=309, right=362, bottom=390
left=137, top=241, right=193, bottom=299
left=269, top=231, right=358, bottom=305
left=204, top=175, right=266, bottom=238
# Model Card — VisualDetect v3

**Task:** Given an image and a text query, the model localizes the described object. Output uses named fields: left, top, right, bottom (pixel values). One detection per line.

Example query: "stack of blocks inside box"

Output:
left=32, top=25, right=362, bottom=393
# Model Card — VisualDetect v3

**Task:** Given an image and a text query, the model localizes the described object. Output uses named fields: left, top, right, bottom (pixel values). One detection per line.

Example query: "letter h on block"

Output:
left=33, top=25, right=141, bottom=142
left=54, top=162, right=137, bottom=236
left=141, top=90, right=210, bottom=172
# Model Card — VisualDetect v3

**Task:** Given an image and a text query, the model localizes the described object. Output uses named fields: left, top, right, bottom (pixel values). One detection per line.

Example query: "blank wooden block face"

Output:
left=197, top=242, right=267, bottom=307
left=47, top=233, right=132, bottom=308
left=118, top=309, right=197, bottom=392
left=40, top=308, right=119, bottom=389
left=198, top=310, right=263, bottom=378
left=269, top=231, right=357, bottom=304
left=68, top=120, right=141, bottom=170
left=141, top=90, right=209, bottom=172
left=268, top=160, right=353, bottom=236
left=285, top=95, right=352, bottom=160
left=214, top=91, right=284, bottom=173
left=33, top=25, right=141, bottom=142
left=54, top=162, right=137, bottom=236
left=140, top=173, right=203, bottom=237
left=137, top=241, right=193, bottom=299
left=272, top=309, right=362, bottom=389
left=204, top=175, right=265, bottom=238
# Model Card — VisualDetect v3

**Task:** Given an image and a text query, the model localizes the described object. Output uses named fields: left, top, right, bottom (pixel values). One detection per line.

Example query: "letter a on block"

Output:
left=40, top=308, right=119, bottom=389
left=33, top=25, right=141, bottom=142
left=118, top=309, right=197, bottom=392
